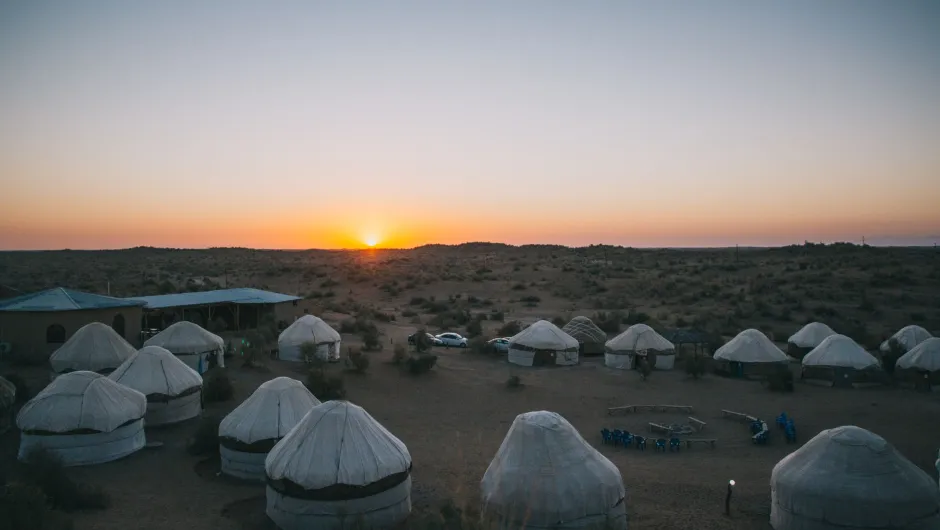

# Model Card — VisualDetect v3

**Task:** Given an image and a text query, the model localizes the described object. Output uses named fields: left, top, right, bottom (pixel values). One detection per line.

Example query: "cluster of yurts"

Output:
left=514, top=316, right=940, bottom=384
left=3, top=315, right=940, bottom=528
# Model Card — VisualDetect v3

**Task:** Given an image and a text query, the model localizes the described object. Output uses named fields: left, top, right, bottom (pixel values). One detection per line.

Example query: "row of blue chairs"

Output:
left=601, top=429, right=682, bottom=452
left=777, top=412, right=797, bottom=443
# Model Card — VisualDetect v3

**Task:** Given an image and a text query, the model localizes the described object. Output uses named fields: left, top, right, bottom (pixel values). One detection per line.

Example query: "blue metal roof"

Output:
left=0, top=287, right=146, bottom=312
left=130, top=288, right=301, bottom=310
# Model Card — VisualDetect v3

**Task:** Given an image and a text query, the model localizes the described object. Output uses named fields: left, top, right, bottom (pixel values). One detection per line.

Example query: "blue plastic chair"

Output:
left=750, top=420, right=764, bottom=435
left=784, top=422, right=797, bottom=443
left=601, top=429, right=613, bottom=444
left=635, top=436, right=647, bottom=450
left=669, top=438, right=681, bottom=452
left=622, top=431, right=635, bottom=447
left=776, top=413, right=788, bottom=428
left=654, top=438, right=667, bottom=452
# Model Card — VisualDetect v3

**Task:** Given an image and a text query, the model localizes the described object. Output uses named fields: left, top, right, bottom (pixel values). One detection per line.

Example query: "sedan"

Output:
left=486, top=337, right=510, bottom=353
left=407, top=332, right=443, bottom=346
left=436, top=332, right=469, bottom=348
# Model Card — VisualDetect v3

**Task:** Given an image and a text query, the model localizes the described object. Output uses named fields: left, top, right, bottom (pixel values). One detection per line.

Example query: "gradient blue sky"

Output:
left=1, top=1, right=938, bottom=249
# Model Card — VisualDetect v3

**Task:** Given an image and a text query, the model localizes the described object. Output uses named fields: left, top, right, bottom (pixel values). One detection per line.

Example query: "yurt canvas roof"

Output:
left=713, top=329, right=788, bottom=363
left=788, top=322, right=836, bottom=349
left=16, top=371, right=146, bottom=433
left=481, top=411, right=625, bottom=526
left=880, top=325, right=932, bottom=353
left=896, top=338, right=940, bottom=372
left=220, top=377, right=320, bottom=443
left=278, top=315, right=341, bottom=347
left=802, top=335, right=880, bottom=370
left=109, top=346, right=203, bottom=397
left=606, top=324, right=675, bottom=352
left=508, top=320, right=579, bottom=351
left=561, top=317, right=607, bottom=344
left=144, top=321, right=224, bottom=355
left=50, top=322, right=137, bottom=374
left=0, top=375, right=14, bottom=410
left=771, top=426, right=940, bottom=529
left=265, top=401, right=411, bottom=490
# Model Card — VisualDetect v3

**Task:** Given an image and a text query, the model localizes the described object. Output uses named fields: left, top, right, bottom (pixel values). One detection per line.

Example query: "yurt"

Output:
left=219, top=377, right=320, bottom=480
left=480, top=411, right=627, bottom=530
left=16, top=371, right=146, bottom=466
left=770, top=425, right=940, bottom=530
left=507, top=320, right=579, bottom=367
left=605, top=324, right=676, bottom=370
left=801, top=335, right=882, bottom=388
left=265, top=401, right=412, bottom=530
left=880, top=325, right=932, bottom=355
left=0, top=375, right=15, bottom=434
left=787, top=322, right=836, bottom=360
left=713, top=329, right=789, bottom=379
left=49, top=321, right=136, bottom=377
left=277, top=315, right=342, bottom=362
left=561, top=316, right=607, bottom=356
left=109, top=346, right=203, bottom=426
left=896, top=337, right=940, bottom=391
left=144, top=321, right=224, bottom=374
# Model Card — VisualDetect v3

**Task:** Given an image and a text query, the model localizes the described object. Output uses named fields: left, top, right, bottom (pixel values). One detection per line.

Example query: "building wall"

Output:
left=0, top=306, right=143, bottom=363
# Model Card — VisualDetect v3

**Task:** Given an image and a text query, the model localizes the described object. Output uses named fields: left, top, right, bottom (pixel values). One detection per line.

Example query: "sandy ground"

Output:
left=4, top=339, right=939, bottom=530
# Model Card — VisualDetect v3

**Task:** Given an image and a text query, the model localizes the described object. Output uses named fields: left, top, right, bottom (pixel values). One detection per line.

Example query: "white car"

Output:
left=436, top=332, right=469, bottom=348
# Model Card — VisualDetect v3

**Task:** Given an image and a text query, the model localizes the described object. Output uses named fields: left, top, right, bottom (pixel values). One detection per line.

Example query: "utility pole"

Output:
left=735, top=244, right=739, bottom=263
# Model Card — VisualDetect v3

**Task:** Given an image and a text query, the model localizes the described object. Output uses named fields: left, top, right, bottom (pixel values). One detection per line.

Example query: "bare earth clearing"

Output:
left=1, top=244, right=939, bottom=529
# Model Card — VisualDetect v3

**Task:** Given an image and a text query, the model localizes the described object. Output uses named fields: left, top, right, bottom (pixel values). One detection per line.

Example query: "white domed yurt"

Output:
left=787, top=322, right=836, bottom=360
left=144, top=321, right=224, bottom=374
left=16, top=371, right=146, bottom=466
left=109, top=346, right=203, bottom=426
left=219, top=377, right=320, bottom=481
left=481, top=411, right=627, bottom=529
left=561, top=316, right=607, bottom=356
left=277, top=315, right=341, bottom=362
left=801, top=335, right=882, bottom=388
left=713, top=329, right=789, bottom=379
left=0, top=375, right=15, bottom=434
left=49, top=322, right=136, bottom=377
left=605, top=324, right=676, bottom=370
left=880, top=325, right=932, bottom=355
left=265, top=401, right=412, bottom=530
left=507, top=320, right=579, bottom=367
left=770, top=425, right=940, bottom=530
left=896, top=338, right=940, bottom=391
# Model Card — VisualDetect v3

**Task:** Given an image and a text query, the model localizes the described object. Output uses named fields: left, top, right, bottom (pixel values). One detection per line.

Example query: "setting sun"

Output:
left=364, top=236, right=379, bottom=248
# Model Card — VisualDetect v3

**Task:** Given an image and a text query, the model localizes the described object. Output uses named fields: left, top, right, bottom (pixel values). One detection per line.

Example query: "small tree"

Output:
left=406, top=354, right=438, bottom=374
left=465, top=319, right=483, bottom=337
left=362, top=325, right=382, bottom=351
left=300, top=341, right=320, bottom=364
left=413, top=328, right=432, bottom=353
left=346, top=347, right=370, bottom=373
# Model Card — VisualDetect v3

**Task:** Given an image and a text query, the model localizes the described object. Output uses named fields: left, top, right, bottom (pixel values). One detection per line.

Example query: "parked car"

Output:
left=436, top=332, right=469, bottom=348
left=486, top=337, right=510, bottom=353
left=407, top=332, right=443, bottom=347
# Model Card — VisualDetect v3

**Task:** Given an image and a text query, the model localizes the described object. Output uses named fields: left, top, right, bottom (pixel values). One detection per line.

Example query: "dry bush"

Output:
left=465, top=319, right=483, bottom=337
left=407, top=354, right=438, bottom=374
left=2, top=373, right=30, bottom=404
left=305, top=365, right=347, bottom=400
left=16, top=448, right=110, bottom=511
left=497, top=321, right=521, bottom=337
left=187, top=415, right=222, bottom=456
left=346, top=348, right=370, bottom=373
left=392, top=343, right=408, bottom=364
left=203, top=372, right=233, bottom=403
left=506, top=374, right=522, bottom=388
left=0, top=481, right=75, bottom=530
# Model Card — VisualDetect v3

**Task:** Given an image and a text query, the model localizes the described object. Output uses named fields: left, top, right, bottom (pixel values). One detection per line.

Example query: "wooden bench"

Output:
left=608, top=404, right=693, bottom=415
left=683, top=438, right=717, bottom=449
left=721, top=409, right=755, bottom=423
left=649, top=422, right=672, bottom=434
left=688, top=416, right=706, bottom=432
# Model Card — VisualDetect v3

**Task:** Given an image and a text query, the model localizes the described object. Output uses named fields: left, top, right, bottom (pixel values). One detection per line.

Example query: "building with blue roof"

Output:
left=0, top=288, right=145, bottom=362
left=130, top=288, right=302, bottom=334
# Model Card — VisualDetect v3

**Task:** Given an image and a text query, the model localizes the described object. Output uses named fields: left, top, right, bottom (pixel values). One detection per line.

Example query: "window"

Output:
left=46, top=324, right=66, bottom=344
left=112, top=314, right=126, bottom=338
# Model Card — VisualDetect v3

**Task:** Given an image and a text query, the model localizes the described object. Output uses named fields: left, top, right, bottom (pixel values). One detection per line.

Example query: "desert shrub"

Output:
left=2, top=373, right=30, bottom=404
left=402, top=309, right=418, bottom=318
left=638, top=358, right=652, bottom=380
left=551, top=316, right=566, bottom=327
left=346, top=348, right=370, bottom=373
left=490, top=310, right=505, bottom=322
left=465, top=319, right=482, bottom=337
left=0, top=481, right=58, bottom=530
left=469, top=336, right=489, bottom=354
left=593, top=311, right=622, bottom=333
left=413, top=328, right=433, bottom=353
left=407, top=354, right=438, bottom=374
left=17, top=448, right=110, bottom=511
left=393, top=343, right=408, bottom=364
left=511, top=283, right=526, bottom=291
left=685, top=354, right=706, bottom=379
left=506, top=375, right=522, bottom=388
left=187, top=415, right=222, bottom=456
left=408, top=297, right=426, bottom=306
left=767, top=369, right=794, bottom=392
left=497, top=321, right=521, bottom=337
left=362, top=325, right=382, bottom=351
left=882, top=338, right=905, bottom=375
left=624, top=311, right=651, bottom=325
left=203, top=372, right=233, bottom=403
left=305, top=367, right=347, bottom=400
left=520, top=295, right=540, bottom=306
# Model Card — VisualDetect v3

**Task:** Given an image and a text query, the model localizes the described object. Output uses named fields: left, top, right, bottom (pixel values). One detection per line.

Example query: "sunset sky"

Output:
left=1, top=1, right=938, bottom=250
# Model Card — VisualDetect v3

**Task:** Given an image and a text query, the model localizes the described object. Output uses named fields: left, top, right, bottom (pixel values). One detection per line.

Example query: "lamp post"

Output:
left=725, top=479, right=736, bottom=515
